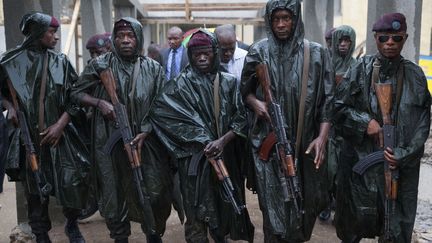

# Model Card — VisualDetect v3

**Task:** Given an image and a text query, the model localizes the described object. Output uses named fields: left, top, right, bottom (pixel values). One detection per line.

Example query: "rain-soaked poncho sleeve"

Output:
left=70, top=57, right=104, bottom=106
left=334, top=61, right=372, bottom=145
left=393, top=69, right=431, bottom=168
left=151, top=77, right=212, bottom=157
left=139, top=61, right=165, bottom=134
left=228, top=80, right=248, bottom=137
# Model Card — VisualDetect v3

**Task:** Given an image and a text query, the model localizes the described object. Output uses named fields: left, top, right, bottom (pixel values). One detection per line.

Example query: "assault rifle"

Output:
left=255, top=63, right=303, bottom=218
left=208, top=157, right=245, bottom=215
left=6, top=78, right=52, bottom=204
left=353, top=82, right=398, bottom=241
left=20, top=110, right=53, bottom=203
left=99, top=69, right=156, bottom=234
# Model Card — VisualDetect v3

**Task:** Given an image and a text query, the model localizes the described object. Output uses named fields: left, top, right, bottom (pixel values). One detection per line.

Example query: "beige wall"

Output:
left=334, top=0, right=431, bottom=56
left=420, top=0, right=432, bottom=55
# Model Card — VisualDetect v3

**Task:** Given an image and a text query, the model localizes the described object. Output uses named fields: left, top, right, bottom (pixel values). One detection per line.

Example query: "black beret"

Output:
left=372, top=13, right=407, bottom=32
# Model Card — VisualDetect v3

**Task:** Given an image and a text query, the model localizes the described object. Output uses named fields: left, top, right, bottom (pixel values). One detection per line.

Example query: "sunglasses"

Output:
left=377, top=35, right=405, bottom=43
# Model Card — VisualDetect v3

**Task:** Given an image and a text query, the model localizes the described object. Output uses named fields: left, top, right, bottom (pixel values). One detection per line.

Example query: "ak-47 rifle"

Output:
left=255, top=63, right=303, bottom=218
left=6, top=78, right=52, bottom=204
left=99, top=69, right=156, bottom=234
left=208, top=157, right=246, bottom=215
left=353, top=82, right=398, bottom=240
left=375, top=83, right=398, bottom=241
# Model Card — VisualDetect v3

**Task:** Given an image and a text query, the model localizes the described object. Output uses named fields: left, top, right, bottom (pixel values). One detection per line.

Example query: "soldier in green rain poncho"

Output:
left=0, top=12, right=90, bottom=243
left=150, top=29, right=254, bottom=243
left=319, top=25, right=358, bottom=221
left=70, top=18, right=175, bottom=243
left=240, top=0, right=334, bottom=241
left=333, top=13, right=431, bottom=243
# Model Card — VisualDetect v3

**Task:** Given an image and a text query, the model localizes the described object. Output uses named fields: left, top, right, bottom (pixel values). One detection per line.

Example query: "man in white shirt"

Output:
left=215, top=25, right=248, bottom=84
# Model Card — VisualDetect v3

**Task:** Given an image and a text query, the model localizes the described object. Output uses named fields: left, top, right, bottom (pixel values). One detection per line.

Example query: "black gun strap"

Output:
left=128, top=60, right=141, bottom=130
left=295, top=39, right=310, bottom=159
left=213, top=73, right=221, bottom=138
left=38, top=52, right=49, bottom=132
left=395, top=62, right=404, bottom=119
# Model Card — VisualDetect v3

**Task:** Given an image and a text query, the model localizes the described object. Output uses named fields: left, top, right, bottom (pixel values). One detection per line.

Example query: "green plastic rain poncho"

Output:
left=150, top=29, right=254, bottom=242
left=0, top=12, right=90, bottom=209
left=333, top=53, right=431, bottom=242
left=70, top=17, right=174, bottom=236
left=240, top=0, right=334, bottom=241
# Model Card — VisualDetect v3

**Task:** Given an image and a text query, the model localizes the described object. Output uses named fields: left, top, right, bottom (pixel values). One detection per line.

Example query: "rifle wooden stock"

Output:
left=29, top=154, right=39, bottom=171
left=208, top=157, right=245, bottom=214
left=256, top=63, right=273, bottom=103
left=375, top=83, right=392, bottom=125
left=100, top=69, right=119, bottom=104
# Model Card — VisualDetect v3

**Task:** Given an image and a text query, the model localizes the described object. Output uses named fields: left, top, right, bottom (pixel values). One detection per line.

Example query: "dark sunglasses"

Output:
left=377, top=35, right=405, bottom=43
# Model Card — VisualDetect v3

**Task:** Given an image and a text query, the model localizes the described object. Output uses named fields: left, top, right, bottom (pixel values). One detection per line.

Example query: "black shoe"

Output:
left=147, top=234, right=162, bottom=243
left=35, top=232, right=52, bottom=243
left=114, top=238, right=129, bottom=243
left=65, top=219, right=85, bottom=243
left=319, top=207, right=331, bottom=221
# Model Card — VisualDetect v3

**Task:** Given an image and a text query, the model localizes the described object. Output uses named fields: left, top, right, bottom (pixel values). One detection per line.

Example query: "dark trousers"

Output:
left=27, top=194, right=81, bottom=235
left=105, top=218, right=131, bottom=240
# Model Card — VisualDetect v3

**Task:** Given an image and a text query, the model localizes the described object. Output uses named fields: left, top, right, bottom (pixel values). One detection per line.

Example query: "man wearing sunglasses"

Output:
left=334, top=13, right=431, bottom=243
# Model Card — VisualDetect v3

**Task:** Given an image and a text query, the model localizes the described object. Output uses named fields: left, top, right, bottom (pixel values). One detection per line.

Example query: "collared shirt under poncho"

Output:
left=70, top=17, right=173, bottom=235
left=0, top=12, right=90, bottom=209
left=150, top=30, right=254, bottom=242
left=333, top=54, right=431, bottom=243
left=240, top=0, right=334, bottom=241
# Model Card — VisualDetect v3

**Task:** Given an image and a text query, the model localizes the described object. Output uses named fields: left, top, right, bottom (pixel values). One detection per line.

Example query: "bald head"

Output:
left=215, top=24, right=237, bottom=63
left=167, top=26, right=184, bottom=50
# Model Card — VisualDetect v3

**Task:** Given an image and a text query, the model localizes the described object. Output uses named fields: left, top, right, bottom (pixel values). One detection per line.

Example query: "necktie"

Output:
left=170, top=49, right=177, bottom=79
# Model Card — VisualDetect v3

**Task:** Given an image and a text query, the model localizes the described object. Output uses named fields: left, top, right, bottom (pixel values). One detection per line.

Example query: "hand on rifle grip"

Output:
left=367, top=119, right=383, bottom=147
left=97, top=99, right=116, bottom=120
left=384, top=147, right=397, bottom=169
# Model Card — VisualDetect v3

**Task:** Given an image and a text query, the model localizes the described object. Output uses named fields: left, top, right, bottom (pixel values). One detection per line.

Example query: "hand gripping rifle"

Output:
left=208, top=157, right=246, bottom=215
left=6, top=79, right=52, bottom=204
left=255, top=63, right=303, bottom=218
left=99, top=69, right=156, bottom=234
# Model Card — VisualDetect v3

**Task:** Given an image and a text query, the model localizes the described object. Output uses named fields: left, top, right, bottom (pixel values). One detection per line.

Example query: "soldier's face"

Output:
left=190, top=46, right=214, bottom=73
left=338, top=36, right=352, bottom=57
left=40, top=27, right=59, bottom=49
left=374, top=31, right=407, bottom=59
left=114, top=29, right=137, bottom=58
left=271, top=9, right=294, bottom=41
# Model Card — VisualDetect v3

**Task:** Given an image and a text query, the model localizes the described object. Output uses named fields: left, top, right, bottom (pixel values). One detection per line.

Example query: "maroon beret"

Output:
left=86, top=33, right=111, bottom=49
left=49, top=16, right=59, bottom=28
left=188, top=32, right=212, bottom=49
left=372, top=13, right=407, bottom=32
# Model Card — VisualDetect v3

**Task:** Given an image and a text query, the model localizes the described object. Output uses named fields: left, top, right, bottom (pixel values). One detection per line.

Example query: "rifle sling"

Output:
left=295, top=39, right=310, bottom=159
left=38, top=52, right=49, bottom=132
left=128, top=60, right=141, bottom=128
left=213, top=73, right=221, bottom=138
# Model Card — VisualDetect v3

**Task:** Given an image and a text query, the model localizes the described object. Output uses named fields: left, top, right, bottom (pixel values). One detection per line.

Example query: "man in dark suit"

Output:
left=161, top=26, right=189, bottom=80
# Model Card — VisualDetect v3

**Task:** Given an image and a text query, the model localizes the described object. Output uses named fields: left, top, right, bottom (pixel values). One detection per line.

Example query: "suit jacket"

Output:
left=161, top=46, right=189, bottom=78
